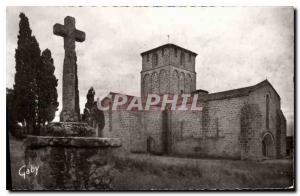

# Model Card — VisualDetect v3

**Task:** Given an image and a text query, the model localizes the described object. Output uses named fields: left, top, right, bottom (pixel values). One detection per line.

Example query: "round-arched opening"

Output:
left=146, top=137, right=155, bottom=154
left=262, top=133, right=275, bottom=158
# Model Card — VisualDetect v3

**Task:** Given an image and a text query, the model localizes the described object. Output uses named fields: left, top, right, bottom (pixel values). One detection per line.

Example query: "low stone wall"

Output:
left=23, top=135, right=121, bottom=190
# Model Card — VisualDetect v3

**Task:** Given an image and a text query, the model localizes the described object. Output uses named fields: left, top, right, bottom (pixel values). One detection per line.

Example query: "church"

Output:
left=98, top=43, right=287, bottom=161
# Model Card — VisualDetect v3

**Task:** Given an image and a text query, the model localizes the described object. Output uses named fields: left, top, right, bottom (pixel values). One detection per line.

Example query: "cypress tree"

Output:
left=6, top=88, right=17, bottom=136
left=82, top=87, right=95, bottom=122
left=37, top=49, right=59, bottom=129
left=85, top=87, right=95, bottom=110
left=13, top=13, right=41, bottom=134
left=82, top=87, right=105, bottom=134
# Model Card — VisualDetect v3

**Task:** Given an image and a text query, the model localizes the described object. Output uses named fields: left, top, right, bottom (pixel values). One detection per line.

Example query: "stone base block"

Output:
left=23, top=135, right=121, bottom=190
left=41, top=122, right=96, bottom=137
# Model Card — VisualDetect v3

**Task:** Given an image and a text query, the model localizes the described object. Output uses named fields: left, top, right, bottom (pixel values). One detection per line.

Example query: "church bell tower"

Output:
left=140, top=43, right=197, bottom=96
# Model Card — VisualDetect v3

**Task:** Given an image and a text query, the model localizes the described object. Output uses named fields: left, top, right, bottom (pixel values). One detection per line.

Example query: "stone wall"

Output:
left=168, top=46, right=196, bottom=72
left=203, top=96, right=249, bottom=158
left=23, top=136, right=121, bottom=190
left=277, top=109, right=287, bottom=157
left=248, top=84, right=283, bottom=159
left=100, top=82, right=286, bottom=161
left=168, top=109, right=203, bottom=156
left=169, top=66, right=196, bottom=94
left=169, top=96, right=248, bottom=159
left=240, top=103, right=263, bottom=160
left=141, top=108, right=164, bottom=154
left=165, top=83, right=285, bottom=160
left=102, top=106, right=163, bottom=154
left=142, top=47, right=170, bottom=71
left=141, top=45, right=196, bottom=72
left=141, top=66, right=196, bottom=95
left=280, top=111, right=287, bottom=157
left=141, top=66, right=171, bottom=95
left=102, top=110, right=134, bottom=153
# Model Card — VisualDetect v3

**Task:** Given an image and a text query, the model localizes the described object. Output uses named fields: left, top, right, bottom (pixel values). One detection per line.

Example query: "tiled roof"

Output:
left=205, top=80, right=280, bottom=101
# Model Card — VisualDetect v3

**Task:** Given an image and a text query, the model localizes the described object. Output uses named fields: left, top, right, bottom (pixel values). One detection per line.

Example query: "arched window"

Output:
left=143, top=74, right=150, bottom=95
left=179, top=72, right=185, bottom=93
left=266, top=94, right=270, bottom=129
left=172, top=70, right=179, bottom=93
left=147, top=137, right=155, bottom=153
left=159, top=69, right=167, bottom=94
left=180, top=52, right=185, bottom=66
left=185, top=74, right=192, bottom=93
left=151, top=72, right=159, bottom=94
left=152, top=53, right=158, bottom=67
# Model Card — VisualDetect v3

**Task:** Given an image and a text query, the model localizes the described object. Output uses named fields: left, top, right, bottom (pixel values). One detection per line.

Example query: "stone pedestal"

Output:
left=41, top=122, right=96, bottom=137
left=23, top=135, right=121, bottom=190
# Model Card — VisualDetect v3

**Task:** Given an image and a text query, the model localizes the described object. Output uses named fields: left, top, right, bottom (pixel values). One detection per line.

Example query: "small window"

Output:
left=152, top=53, right=158, bottom=66
left=180, top=52, right=185, bottom=66
left=266, top=94, right=270, bottom=130
left=189, top=54, right=192, bottom=62
left=146, top=54, right=149, bottom=62
left=175, top=48, right=177, bottom=57
left=162, top=48, right=164, bottom=56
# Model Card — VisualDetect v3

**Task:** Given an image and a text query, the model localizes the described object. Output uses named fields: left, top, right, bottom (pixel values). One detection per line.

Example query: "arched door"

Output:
left=262, top=133, right=275, bottom=158
left=147, top=137, right=155, bottom=154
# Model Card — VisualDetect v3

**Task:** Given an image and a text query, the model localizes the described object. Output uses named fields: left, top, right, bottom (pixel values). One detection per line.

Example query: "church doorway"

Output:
left=146, top=137, right=155, bottom=154
left=262, top=133, right=275, bottom=158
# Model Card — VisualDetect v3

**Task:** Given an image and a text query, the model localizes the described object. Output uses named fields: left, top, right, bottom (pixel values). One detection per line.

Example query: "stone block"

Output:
left=41, top=122, right=96, bottom=137
left=23, top=135, right=121, bottom=190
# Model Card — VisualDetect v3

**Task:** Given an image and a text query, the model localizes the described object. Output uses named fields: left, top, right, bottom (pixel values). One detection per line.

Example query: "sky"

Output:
left=6, top=7, right=294, bottom=135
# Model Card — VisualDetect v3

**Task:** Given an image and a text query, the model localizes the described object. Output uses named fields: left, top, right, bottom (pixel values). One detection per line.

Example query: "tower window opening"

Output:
left=180, top=52, right=185, bottom=66
left=152, top=53, right=158, bottom=66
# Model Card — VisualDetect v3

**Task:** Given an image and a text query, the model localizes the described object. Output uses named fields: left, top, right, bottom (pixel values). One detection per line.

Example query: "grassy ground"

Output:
left=112, top=153, right=293, bottom=190
left=9, top=137, right=294, bottom=190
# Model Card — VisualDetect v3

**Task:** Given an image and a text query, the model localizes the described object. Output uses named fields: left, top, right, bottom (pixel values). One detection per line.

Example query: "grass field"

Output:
left=112, top=154, right=294, bottom=190
left=8, top=137, right=294, bottom=190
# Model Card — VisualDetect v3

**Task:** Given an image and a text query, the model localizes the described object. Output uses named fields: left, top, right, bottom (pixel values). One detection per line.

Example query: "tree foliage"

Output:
left=37, top=49, right=59, bottom=127
left=14, top=13, right=40, bottom=133
left=85, top=87, right=95, bottom=110
left=13, top=13, right=58, bottom=134
left=83, top=87, right=95, bottom=122
left=7, top=88, right=17, bottom=135
left=82, top=87, right=105, bottom=132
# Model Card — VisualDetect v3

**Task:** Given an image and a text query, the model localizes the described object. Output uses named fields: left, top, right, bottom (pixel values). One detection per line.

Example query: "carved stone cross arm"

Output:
left=53, top=16, right=85, bottom=42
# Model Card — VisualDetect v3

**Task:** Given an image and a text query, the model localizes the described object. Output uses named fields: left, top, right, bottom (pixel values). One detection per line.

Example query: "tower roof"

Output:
left=140, top=43, right=198, bottom=56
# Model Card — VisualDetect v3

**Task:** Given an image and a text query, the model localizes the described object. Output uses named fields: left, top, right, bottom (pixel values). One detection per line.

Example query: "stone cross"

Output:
left=53, top=16, right=85, bottom=122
